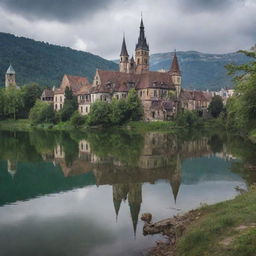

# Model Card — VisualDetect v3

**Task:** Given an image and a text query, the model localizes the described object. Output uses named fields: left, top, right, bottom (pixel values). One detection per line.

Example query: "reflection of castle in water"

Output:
left=2, top=131, right=239, bottom=234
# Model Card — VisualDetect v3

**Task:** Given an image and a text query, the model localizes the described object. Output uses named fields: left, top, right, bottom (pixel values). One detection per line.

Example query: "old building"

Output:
left=42, top=17, right=213, bottom=120
left=41, top=89, right=54, bottom=102
left=53, top=74, right=89, bottom=111
left=5, top=64, right=17, bottom=88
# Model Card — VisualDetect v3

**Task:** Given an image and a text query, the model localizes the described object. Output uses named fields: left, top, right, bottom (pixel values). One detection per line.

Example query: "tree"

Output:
left=58, top=87, right=78, bottom=122
left=70, top=111, right=86, bottom=128
left=110, top=98, right=129, bottom=125
left=4, top=87, right=24, bottom=120
left=29, top=100, right=55, bottom=124
left=87, top=101, right=112, bottom=126
left=226, top=50, right=256, bottom=132
left=208, top=95, right=224, bottom=118
left=0, top=88, right=4, bottom=120
left=126, top=88, right=144, bottom=121
left=21, top=83, right=42, bottom=117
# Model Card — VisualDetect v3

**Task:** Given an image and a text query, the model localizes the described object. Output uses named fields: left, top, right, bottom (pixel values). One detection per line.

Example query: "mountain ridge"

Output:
left=0, top=32, right=118, bottom=87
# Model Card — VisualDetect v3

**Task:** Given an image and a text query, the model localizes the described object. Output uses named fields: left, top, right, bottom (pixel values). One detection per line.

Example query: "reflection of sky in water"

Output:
left=0, top=155, right=246, bottom=256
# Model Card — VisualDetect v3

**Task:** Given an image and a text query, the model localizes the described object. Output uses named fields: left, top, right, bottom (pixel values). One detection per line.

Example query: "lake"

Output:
left=0, top=129, right=255, bottom=256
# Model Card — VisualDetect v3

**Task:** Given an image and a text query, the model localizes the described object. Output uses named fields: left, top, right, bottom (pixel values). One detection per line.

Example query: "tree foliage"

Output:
left=208, top=95, right=224, bottom=118
left=87, top=89, right=143, bottom=126
left=29, top=100, right=55, bottom=125
left=226, top=50, right=256, bottom=133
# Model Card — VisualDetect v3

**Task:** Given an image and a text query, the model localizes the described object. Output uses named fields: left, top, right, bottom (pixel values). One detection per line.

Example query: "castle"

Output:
left=41, top=17, right=213, bottom=120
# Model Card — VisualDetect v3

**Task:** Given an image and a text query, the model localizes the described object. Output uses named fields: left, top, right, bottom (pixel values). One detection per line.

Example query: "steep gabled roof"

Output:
left=60, top=74, right=89, bottom=93
left=41, top=89, right=54, bottom=98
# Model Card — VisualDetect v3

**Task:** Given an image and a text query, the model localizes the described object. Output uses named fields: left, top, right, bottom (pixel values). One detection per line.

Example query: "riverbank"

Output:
left=143, top=186, right=256, bottom=256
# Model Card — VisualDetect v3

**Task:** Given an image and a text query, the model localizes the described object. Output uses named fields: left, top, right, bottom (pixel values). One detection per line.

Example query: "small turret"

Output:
left=119, top=36, right=129, bottom=73
left=170, top=51, right=181, bottom=97
left=128, top=56, right=135, bottom=74
left=5, top=64, right=17, bottom=88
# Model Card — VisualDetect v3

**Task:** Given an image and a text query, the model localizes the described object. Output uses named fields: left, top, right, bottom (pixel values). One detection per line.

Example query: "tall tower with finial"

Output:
left=170, top=51, right=181, bottom=97
left=135, top=15, right=149, bottom=74
left=119, top=35, right=129, bottom=73
left=5, top=64, right=16, bottom=88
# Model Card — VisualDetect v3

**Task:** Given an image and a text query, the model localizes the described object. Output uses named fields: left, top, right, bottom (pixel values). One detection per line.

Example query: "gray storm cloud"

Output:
left=0, top=0, right=255, bottom=59
left=0, top=0, right=118, bottom=21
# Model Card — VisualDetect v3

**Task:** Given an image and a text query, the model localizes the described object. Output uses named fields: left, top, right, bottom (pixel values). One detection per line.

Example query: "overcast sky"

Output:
left=0, top=0, right=255, bottom=59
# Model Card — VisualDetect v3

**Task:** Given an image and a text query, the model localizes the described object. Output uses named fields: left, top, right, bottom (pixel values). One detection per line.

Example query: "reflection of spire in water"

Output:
left=7, top=160, right=17, bottom=178
left=170, top=154, right=181, bottom=203
left=128, top=183, right=142, bottom=237
left=112, top=184, right=129, bottom=221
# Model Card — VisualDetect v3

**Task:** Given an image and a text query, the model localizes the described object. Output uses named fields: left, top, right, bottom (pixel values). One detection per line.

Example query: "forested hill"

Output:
left=0, top=32, right=118, bottom=87
left=150, top=51, right=251, bottom=90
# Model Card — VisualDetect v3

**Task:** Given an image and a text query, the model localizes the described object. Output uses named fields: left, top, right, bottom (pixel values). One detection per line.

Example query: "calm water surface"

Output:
left=0, top=130, right=255, bottom=256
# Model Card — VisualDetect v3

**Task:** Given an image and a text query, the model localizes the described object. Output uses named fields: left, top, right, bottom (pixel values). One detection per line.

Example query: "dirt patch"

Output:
left=141, top=209, right=202, bottom=256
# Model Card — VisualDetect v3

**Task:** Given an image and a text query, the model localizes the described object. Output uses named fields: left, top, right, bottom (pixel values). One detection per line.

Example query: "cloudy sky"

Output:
left=0, top=0, right=255, bottom=59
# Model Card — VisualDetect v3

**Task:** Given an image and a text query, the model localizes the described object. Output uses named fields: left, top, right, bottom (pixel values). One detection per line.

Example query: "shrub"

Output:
left=29, top=100, right=55, bottom=125
left=70, top=111, right=87, bottom=128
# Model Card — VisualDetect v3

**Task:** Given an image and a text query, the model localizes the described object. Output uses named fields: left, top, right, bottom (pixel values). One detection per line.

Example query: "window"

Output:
left=138, top=59, right=140, bottom=64
left=100, top=95, right=103, bottom=101
left=140, top=91, right=142, bottom=97
left=60, top=96, right=62, bottom=102
left=86, top=107, right=88, bottom=113
left=152, top=112, right=155, bottom=118
left=55, top=104, right=57, bottom=110
left=154, top=90, right=157, bottom=97
left=81, top=106, right=83, bottom=113
left=60, top=104, right=62, bottom=109
left=147, top=89, right=149, bottom=96
left=116, top=95, right=119, bottom=100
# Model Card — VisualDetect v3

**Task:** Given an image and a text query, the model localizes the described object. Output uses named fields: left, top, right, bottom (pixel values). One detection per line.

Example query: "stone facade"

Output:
left=5, top=65, right=17, bottom=88
left=41, top=17, right=213, bottom=120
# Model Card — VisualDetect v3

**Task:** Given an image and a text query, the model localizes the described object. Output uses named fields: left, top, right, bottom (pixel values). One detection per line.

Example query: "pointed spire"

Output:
left=120, top=35, right=129, bottom=57
left=130, top=55, right=135, bottom=63
left=170, top=50, right=181, bottom=75
left=136, top=16, right=149, bottom=51
left=6, top=64, right=15, bottom=74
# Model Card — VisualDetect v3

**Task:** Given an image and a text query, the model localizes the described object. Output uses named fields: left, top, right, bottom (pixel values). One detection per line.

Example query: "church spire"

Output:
left=135, top=16, right=149, bottom=51
left=120, top=35, right=129, bottom=57
left=170, top=50, right=181, bottom=75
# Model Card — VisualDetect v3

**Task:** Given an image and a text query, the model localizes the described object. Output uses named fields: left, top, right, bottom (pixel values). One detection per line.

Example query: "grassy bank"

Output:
left=0, top=119, right=74, bottom=132
left=176, top=186, right=256, bottom=256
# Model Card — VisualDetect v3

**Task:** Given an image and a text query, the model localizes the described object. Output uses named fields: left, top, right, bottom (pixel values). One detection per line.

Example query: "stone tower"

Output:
left=135, top=17, right=149, bottom=74
left=170, top=51, right=181, bottom=97
left=5, top=64, right=16, bottom=88
left=119, top=36, right=129, bottom=73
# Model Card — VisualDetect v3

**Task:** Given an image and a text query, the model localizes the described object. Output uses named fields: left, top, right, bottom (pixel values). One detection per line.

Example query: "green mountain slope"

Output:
left=150, top=51, right=251, bottom=90
left=0, top=32, right=118, bottom=87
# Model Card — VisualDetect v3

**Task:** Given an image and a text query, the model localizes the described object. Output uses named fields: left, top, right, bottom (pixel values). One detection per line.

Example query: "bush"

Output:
left=70, top=111, right=87, bottom=128
left=208, top=95, right=224, bottom=118
left=176, top=110, right=200, bottom=127
left=29, top=100, right=55, bottom=125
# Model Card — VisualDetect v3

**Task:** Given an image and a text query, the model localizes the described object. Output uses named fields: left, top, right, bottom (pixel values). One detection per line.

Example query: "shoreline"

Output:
left=142, top=186, right=256, bottom=256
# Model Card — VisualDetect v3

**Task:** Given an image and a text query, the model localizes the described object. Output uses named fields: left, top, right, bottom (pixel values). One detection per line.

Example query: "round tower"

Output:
left=5, top=64, right=16, bottom=88
left=119, top=36, right=129, bottom=73
left=135, top=17, right=149, bottom=74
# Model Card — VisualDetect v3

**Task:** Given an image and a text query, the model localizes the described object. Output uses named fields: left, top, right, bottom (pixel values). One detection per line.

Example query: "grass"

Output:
left=176, top=186, right=256, bottom=256
left=0, top=119, right=31, bottom=131
left=125, top=120, right=177, bottom=132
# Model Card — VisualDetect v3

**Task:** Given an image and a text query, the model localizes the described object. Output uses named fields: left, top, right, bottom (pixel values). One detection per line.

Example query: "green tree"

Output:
left=4, top=87, right=24, bottom=119
left=29, top=100, right=55, bottom=124
left=110, top=98, right=129, bottom=125
left=70, top=111, right=87, bottom=128
left=21, top=83, right=42, bottom=117
left=0, top=88, right=4, bottom=120
left=208, top=95, right=224, bottom=118
left=87, top=101, right=112, bottom=126
left=226, top=50, right=256, bottom=132
left=126, top=88, right=144, bottom=121
left=58, top=87, right=78, bottom=122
